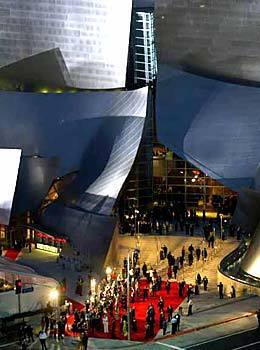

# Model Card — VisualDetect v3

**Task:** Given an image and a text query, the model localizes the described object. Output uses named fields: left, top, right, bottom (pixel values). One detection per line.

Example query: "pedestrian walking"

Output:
left=203, top=276, right=208, bottom=291
left=39, top=330, right=48, bottom=350
left=217, top=282, right=224, bottom=299
left=175, top=312, right=181, bottom=331
left=103, top=314, right=109, bottom=333
left=230, top=286, right=236, bottom=298
left=187, top=299, right=193, bottom=316
left=171, top=316, right=177, bottom=334
left=81, top=331, right=88, bottom=350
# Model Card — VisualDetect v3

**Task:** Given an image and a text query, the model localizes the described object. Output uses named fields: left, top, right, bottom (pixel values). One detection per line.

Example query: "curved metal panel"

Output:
left=0, top=87, right=148, bottom=213
left=155, top=0, right=260, bottom=84
left=241, top=219, right=260, bottom=279
left=0, top=0, right=132, bottom=89
left=156, top=67, right=260, bottom=190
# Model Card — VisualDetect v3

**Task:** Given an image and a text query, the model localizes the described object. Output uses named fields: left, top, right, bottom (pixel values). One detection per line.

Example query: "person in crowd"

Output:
left=217, top=282, right=224, bottom=299
left=132, top=317, right=138, bottom=332
left=158, top=296, right=164, bottom=311
left=162, top=244, right=168, bottom=259
left=166, top=280, right=171, bottom=295
left=202, top=247, right=208, bottom=261
left=167, top=304, right=173, bottom=322
left=160, top=248, right=165, bottom=261
left=187, top=285, right=193, bottom=302
left=188, top=252, right=193, bottom=266
left=230, top=285, right=236, bottom=298
left=81, top=330, right=89, bottom=350
left=181, top=246, right=185, bottom=259
left=173, top=264, right=178, bottom=279
left=162, top=318, right=167, bottom=335
left=187, top=299, right=193, bottom=316
left=26, top=324, right=34, bottom=342
left=195, top=247, right=201, bottom=261
left=143, top=285, right=149, bottom=300
left=179, top=255, right=184, bottom=268
left=188, top=244, right=194, bottom=255
left=196, top=273, right=202, bottom=285
left=194, top=283, right=199, bottom=295
left=175, top=312, right=181, bottom=331
left=159, top=311, right=165, bottom=329
left=167, top=266, right=173, bottom=280
left=203, top=276, right=208, bottom=291
left=171, top=315, right=178, bottom=334
left=39, top=330, right=48, bottom=350
left=142, top=262, right=148, bottom=278
left=103, top=313, right=109, bottom=333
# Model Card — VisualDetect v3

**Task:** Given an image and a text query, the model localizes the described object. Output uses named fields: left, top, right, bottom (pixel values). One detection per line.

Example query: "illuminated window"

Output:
left=0, top=225, right=5, bottom=239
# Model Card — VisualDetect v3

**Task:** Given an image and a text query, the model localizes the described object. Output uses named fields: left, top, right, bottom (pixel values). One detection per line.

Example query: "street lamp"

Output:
left=106, top=266, right=112, bottom=282
left=126, top=252, right=131, bottom=341
left=49, top=288, right=59, bottom=319
left=90, top=278, right=96, bottom=295
left=219, top=214, right=223, bottom=240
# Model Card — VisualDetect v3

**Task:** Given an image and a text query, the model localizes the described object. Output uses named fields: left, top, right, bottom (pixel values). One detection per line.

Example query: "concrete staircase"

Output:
left=114, top=235, right=238, bottom=288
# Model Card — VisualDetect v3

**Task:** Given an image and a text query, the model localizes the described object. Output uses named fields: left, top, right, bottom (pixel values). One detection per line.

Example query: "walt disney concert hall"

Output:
left=0, top=0, right=259, bottom=289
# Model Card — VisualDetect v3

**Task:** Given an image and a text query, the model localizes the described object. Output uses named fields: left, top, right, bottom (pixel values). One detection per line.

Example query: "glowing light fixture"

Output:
left=106, top=266, right=112, bottom=275
left=49, top=289, right=59, bottom=300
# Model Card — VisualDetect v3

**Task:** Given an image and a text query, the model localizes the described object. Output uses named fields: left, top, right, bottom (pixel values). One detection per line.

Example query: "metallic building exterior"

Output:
left=0, top=0, right=132, bottom=89
left=156, top=67, right=260, bottom=190
left=155, top=0, right=260, bottom=84
left=0, top=87, right=148, bottom=273
left=154, top=0, right=260, bottom=284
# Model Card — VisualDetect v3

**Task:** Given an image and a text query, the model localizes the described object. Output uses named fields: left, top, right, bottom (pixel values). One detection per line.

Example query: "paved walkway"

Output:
left=18, top=248, right=88, bottom=305
left=14, top=236, right=259, bottom=350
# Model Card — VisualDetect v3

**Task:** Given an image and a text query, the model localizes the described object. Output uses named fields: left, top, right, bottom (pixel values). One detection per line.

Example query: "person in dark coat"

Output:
left=217, top=282, right=224, bottom=299
left=195, top=283, right=199, bottom=295
left=81, top=331, right=89, bottom=350
left=203, top=276, right=208, bottom=291
left=167, top=305, right=173, bottom=321
left=166, top=280, right=171, bottom=295
left=142, top=263, right=147, bottom=277
left=196, top=273, right=202, bottom=285
left=195, top=247, right=201, bottom=261
left=175, top=313, right=181, bottom=331
left=173, top=265, right=178, bottom=279
left=162, top=319, right=167, bottom=335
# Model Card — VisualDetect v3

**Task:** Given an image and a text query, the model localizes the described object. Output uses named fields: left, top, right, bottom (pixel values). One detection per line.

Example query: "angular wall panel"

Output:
left=0, top=149, right=21, bottom=225
left=0, top=0, right=132, bottom=89
left=156, top=67, right=260, bottom=190
left=0, top=87, right=148, bottom=275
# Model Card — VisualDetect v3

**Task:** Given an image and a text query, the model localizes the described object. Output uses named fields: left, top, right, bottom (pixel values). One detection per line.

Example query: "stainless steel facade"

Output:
left=155, top=0, right=260, bottom=83
left=0, top=87, right=148, bottom=273
left=0, top=0, right=132, bottom=89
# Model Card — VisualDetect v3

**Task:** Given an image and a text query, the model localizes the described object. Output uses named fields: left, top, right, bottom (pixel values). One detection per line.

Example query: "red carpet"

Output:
left=66, top=280, right=186, bottom=341
left=4, top=248, right=20, bottom=260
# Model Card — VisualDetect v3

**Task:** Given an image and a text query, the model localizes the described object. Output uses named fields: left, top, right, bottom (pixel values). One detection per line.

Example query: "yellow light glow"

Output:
left=49, top=289, right=59, bottom=300
left=36, top=243, right=59, bottom=254
left=106, top=266, right=112, bottom=275
left=91, top=278, right=96, bottom=289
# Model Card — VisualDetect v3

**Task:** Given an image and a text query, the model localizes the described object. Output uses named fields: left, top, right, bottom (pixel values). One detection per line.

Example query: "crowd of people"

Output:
left=66, top=237, right=217, bottom=341
left=119, top=202, right=247, bottom=243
